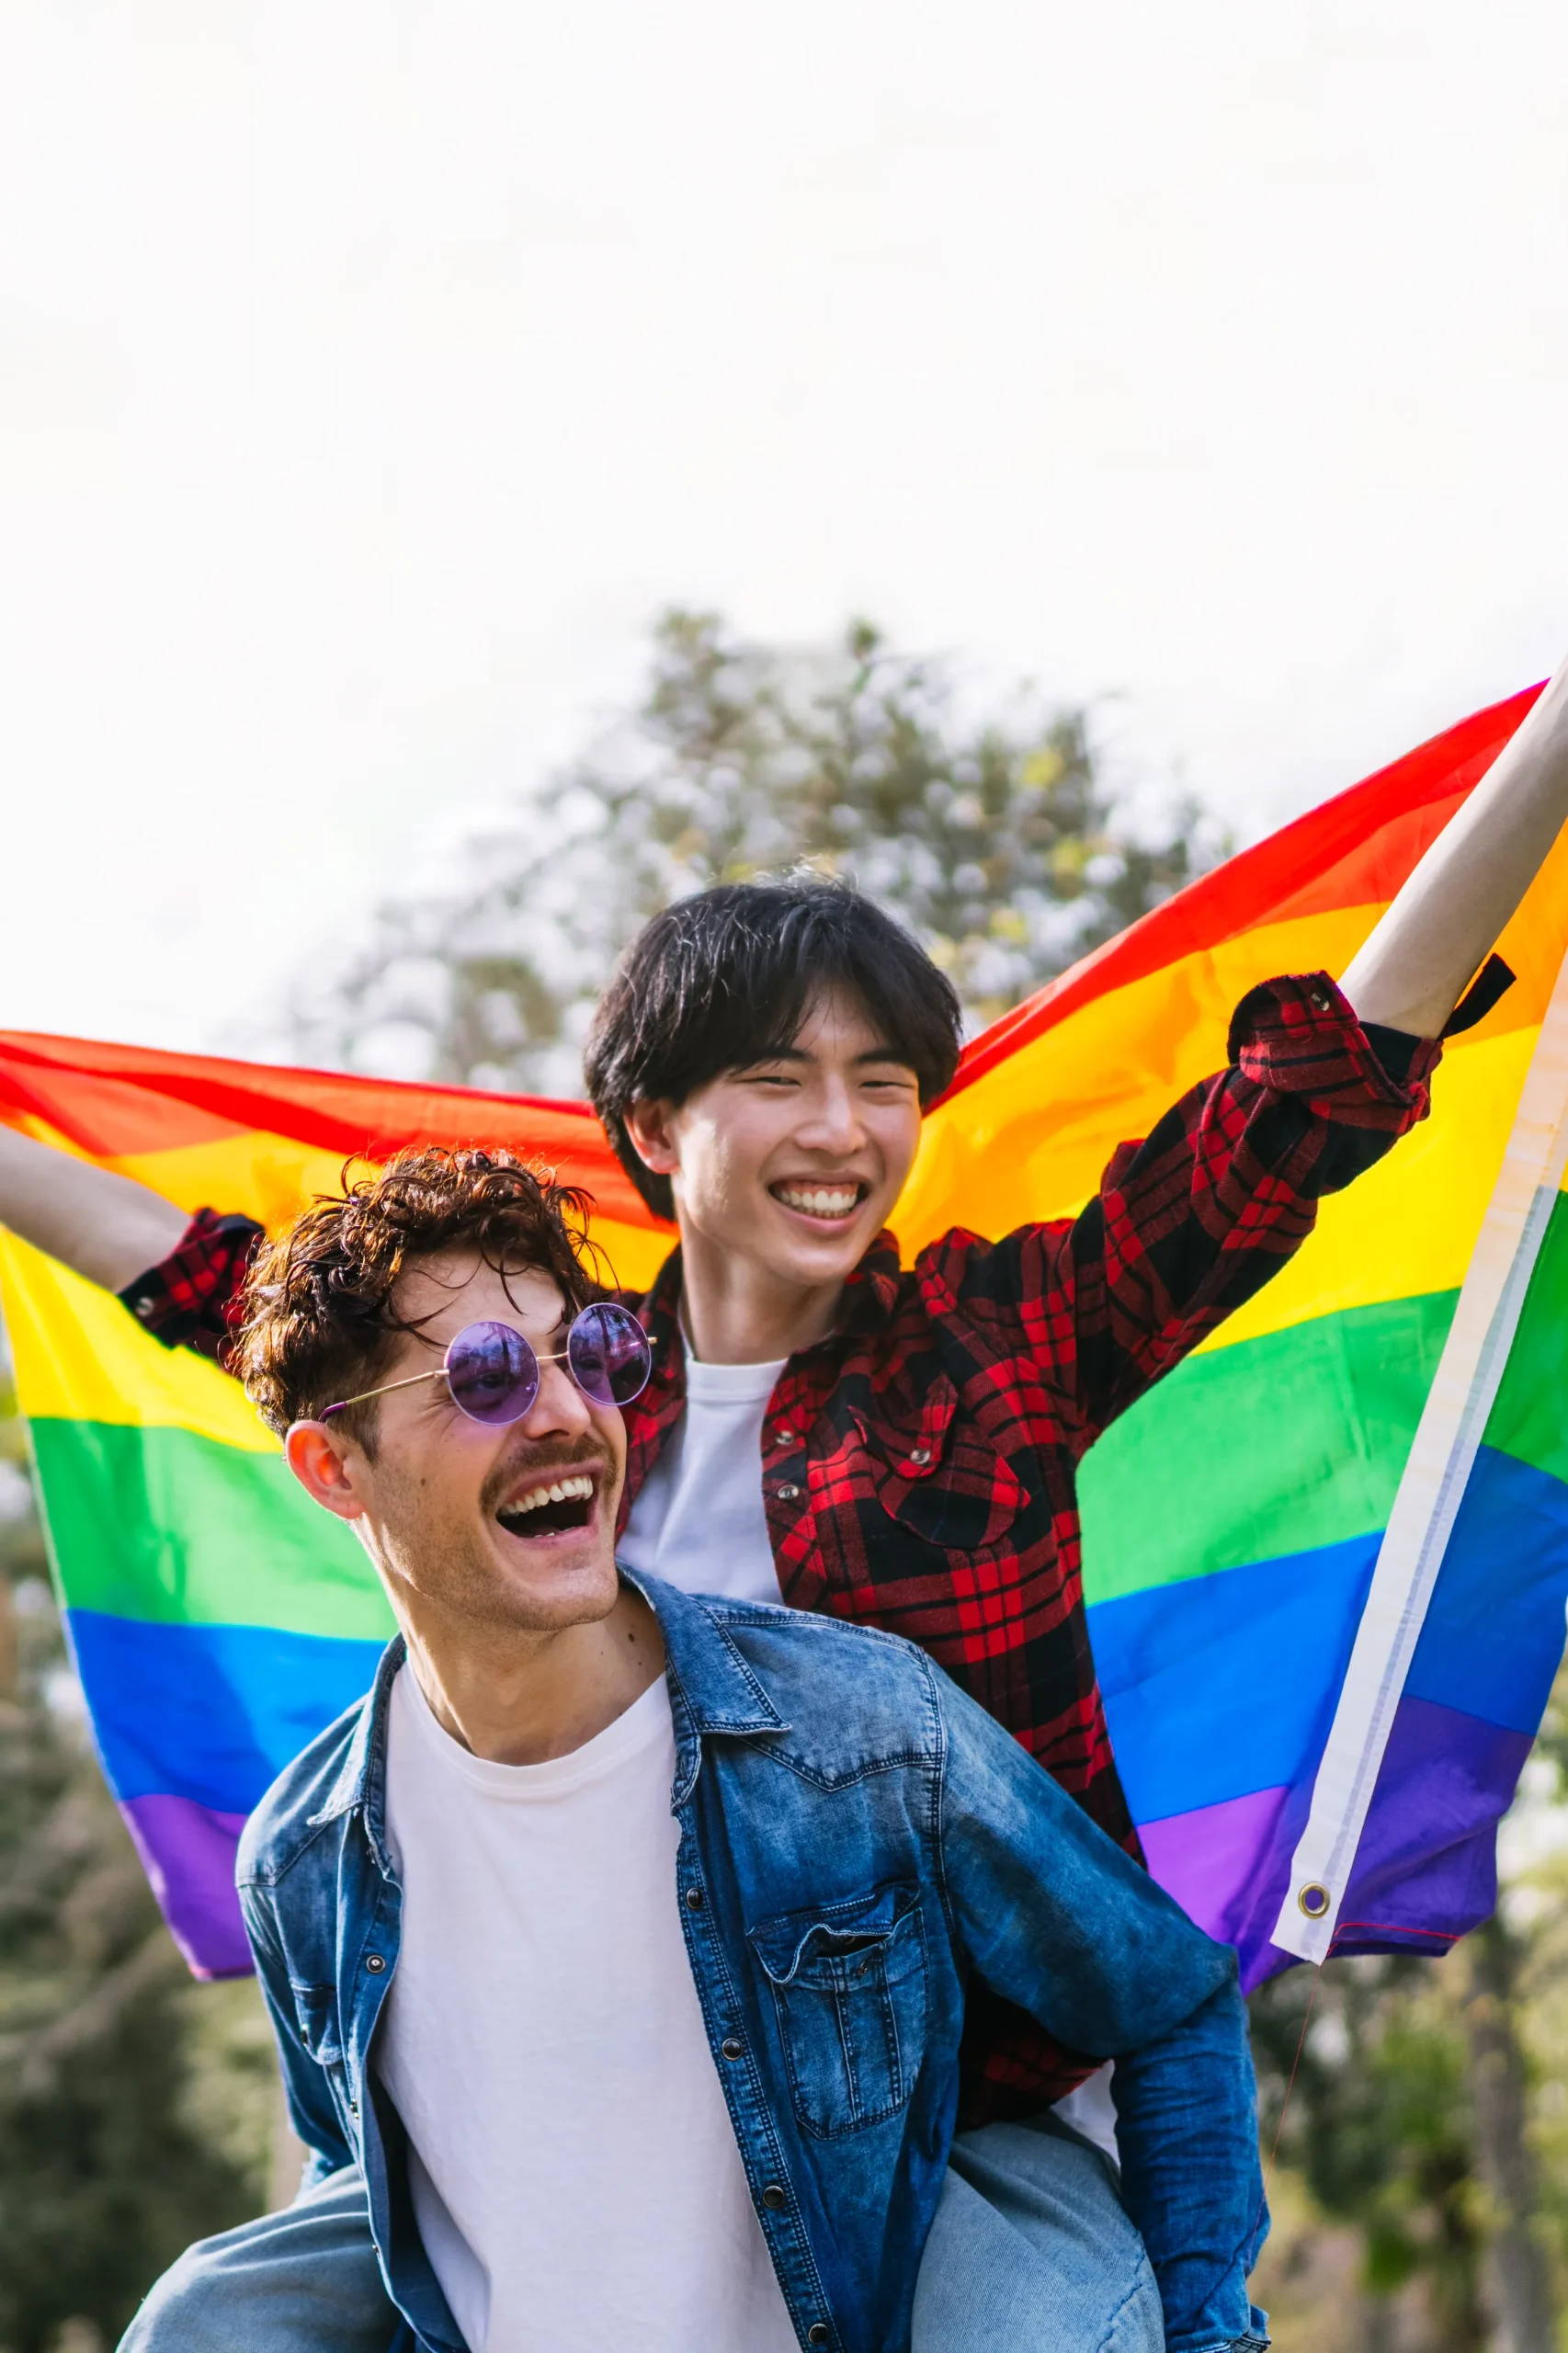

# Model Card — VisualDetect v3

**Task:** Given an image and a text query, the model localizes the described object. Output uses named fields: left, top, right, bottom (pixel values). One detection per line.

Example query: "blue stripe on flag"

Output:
left=1404, top=1445, right=1568, bottom=1733
left=65, top=1609, right=387, bottom=1813
left=1090, top=1533, right=1380, bottom=1822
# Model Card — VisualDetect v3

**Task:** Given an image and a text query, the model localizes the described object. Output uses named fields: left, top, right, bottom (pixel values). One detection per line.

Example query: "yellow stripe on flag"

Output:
left=1, top=1234, right=278, bottom=1448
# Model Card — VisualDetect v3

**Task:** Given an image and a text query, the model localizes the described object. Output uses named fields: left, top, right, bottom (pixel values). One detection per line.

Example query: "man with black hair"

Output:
left=5, top=647, right=1568, bottom=2348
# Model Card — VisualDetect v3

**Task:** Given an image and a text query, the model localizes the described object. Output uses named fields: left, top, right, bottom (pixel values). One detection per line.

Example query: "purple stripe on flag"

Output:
left=1139, top=1785, right=1309, bottom=1991
left=1138, top=1695, right=1536, bottom=1992
left=1331, top=1694, right=1533, bottom=1959
left=121, top=1793, right=252, bottom=1979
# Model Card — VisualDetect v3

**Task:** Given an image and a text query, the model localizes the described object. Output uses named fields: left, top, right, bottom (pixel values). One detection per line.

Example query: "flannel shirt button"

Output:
left=135, top=1298, right=153, bottom=1318
left=775, top=1426, right=794, bottom=1444
left=1310, top=986, right=1330, bottom=1010
left=909, top=1447, right=931, bottom=1466
left=778, top=1483, right=801, bottom=1501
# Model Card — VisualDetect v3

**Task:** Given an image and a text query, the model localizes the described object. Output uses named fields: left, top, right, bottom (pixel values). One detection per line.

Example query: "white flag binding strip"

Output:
left=1273, top=949, right=1568, bottom=1964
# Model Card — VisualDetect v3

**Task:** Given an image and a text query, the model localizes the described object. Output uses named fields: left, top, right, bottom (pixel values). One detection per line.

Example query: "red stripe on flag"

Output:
left=939, top=685, right=1541, bottom=1103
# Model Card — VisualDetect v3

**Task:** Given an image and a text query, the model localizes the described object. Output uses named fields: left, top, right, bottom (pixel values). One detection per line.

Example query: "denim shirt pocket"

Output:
left=290, top=1981, right=353, bottom=2125
left=749, top=1882, right=927, bottom=2139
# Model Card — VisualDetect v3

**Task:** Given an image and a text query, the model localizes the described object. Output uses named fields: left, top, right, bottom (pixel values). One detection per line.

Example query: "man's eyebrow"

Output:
left=735, top=1043, right=810, bottom=1067
left=735, top=1043, right=914, bottom=1070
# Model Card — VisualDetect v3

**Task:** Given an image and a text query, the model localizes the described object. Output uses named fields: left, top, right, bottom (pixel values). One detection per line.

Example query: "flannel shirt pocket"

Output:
left=851, top=1377, right=1026, bottom=1552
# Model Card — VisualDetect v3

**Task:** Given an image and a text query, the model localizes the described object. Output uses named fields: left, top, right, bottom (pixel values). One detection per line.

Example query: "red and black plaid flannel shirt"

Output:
left=121, top=972, right=1439, bottom=2121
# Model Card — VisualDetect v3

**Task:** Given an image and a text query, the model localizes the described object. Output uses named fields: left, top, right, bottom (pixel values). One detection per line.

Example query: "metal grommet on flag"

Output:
left=1297, top=1882, right=1332, bottom=1920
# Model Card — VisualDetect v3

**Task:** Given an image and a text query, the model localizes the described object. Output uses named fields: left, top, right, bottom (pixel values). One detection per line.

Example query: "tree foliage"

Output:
left=1251, top=1957, right=1487, bottom=2349
left=290, top=609, right=1219, bottom=1095
left=1250, top=1679, right=1568, bottom=2353
left=0, top=1369, right=272, bottom=2353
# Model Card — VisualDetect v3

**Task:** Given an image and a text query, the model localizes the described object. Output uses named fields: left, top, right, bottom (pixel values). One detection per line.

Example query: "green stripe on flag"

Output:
left=29, top=1418, right=396, bottom=1641
left=1485, top=1187, right=1568, bottom=1483
left=1080, top=1290, right=1458, bottom=1606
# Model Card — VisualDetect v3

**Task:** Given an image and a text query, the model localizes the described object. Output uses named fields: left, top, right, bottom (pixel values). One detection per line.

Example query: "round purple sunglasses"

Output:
left=322, top=1303, right=653, bottom=1427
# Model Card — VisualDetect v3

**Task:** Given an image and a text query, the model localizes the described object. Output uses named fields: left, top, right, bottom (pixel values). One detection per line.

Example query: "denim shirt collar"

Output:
left=304, top=1572, right=790, bottom=1845
left=307, top=1631, right=405, bottom=1872
left=626, top=1570, right=790, bottom=1803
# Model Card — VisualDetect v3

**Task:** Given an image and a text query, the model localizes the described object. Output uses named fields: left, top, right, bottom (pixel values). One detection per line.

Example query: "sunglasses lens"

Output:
left=567, top=1303, right=653, bottom=1407
left=445, top=1321, right=540, bottom=1425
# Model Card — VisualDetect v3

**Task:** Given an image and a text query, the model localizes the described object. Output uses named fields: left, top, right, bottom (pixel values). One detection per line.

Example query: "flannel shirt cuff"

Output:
left=117, top=1208, right=266, bottom=1364
left=1225, top=972, right=1439, bottom=1134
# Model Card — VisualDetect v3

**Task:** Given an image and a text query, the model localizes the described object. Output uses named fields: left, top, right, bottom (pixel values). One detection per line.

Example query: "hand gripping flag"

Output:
left=2, top=685, right=1566, bottom=1985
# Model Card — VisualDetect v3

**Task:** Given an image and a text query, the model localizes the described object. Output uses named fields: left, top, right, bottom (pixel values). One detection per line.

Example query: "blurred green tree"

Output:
left=1252, top=1956, right=1487, bottom=2350
left=1464, top=1914, right=1557, bottom=2353
left=1250, top=1702, right=1568, bottom=2353
left=0, top=1359, right=273, bottom=2353
left=291, top=608, right=1219, bottom=1093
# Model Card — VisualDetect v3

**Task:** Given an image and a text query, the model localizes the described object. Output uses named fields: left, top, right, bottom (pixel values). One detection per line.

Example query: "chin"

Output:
left=781, top=1223, right=877, bottom=1277
left=486, top=1542, right=623, bottom=1631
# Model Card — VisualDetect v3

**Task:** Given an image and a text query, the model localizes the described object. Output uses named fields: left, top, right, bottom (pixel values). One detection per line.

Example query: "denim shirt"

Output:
left=237, top=1575, right=1270, bottom=2353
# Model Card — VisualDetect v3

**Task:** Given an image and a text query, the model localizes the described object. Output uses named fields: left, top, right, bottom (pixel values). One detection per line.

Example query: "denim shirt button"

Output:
left=761, top=2183, right=787, bottom=2210
left=807, top=2329, right=829, bottom=2347
left=365, top=1953, right=386, bottom=1972
left=685, top=1885, right=704, bottom=1910
left=721, top=2037, right=744, bottom=2060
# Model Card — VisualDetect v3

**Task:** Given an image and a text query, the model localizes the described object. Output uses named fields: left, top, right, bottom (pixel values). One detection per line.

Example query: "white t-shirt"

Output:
left=617, top=1348, right=787, bottom=1607
left=378, top=1664, right=797, bottom=2353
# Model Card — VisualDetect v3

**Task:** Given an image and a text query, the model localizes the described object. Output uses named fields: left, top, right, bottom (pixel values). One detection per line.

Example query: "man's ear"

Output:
left=622, top=1099, right=680, bottom=1177
left=285, top=1420, right=369, bottom=1521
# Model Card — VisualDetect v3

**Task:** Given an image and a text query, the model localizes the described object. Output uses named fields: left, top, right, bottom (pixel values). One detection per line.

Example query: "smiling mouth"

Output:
left=495, top=1472, right=597, bottom=1540
left=769, top=1182, right=868, bottom=1223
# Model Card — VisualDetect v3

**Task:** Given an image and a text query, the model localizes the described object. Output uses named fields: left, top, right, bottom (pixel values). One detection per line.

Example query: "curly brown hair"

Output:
left=233, top=1146, right=606, bottom=1444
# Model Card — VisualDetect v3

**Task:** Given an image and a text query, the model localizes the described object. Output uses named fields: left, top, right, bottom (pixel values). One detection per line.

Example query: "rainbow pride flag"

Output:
left=3, top=685, right=1567, bottom=1987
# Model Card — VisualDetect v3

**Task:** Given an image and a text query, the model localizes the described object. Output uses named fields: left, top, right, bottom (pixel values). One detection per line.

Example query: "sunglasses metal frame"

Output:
left=320, top=1305, right=650, bottom=1423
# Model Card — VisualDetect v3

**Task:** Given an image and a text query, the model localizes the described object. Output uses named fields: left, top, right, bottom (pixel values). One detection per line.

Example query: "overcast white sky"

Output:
left=2, top=0, right=1565, bottom=1057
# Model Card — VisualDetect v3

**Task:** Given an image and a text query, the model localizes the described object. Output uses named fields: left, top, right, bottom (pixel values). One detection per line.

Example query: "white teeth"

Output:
left=776, top=1186, right=859, bottom=1218
left=502, top=1473, right=595, bottom=1519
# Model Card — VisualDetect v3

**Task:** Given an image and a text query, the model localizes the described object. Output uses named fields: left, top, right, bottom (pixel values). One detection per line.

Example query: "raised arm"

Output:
left=0, top=1123, right=187, bottom=1290
left=1341, top=651, right=1568, bottom=1034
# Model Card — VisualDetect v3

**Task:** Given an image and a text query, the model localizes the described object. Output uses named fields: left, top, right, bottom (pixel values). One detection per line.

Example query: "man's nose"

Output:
left=796, top=1075, right=864, bottom=1153
left=520, top=1353, right=595, bottom=1438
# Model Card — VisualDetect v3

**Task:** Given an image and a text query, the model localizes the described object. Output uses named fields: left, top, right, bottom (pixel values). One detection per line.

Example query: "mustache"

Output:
left=481, top=1434, right=615, bottom=1514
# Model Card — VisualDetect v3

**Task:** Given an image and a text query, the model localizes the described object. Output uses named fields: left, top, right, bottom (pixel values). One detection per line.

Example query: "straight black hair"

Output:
left=584, top=877, right=963, bottom=1221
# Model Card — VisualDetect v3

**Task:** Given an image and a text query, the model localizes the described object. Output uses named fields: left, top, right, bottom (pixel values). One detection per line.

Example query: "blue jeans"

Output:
left=915, top=2116, right=1165, bottom=2351
left=119, top=2120, right=1181, bottom=2353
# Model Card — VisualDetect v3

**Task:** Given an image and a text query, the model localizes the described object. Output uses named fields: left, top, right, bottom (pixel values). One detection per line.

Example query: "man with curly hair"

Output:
left=125, top=1145, right=1267, bottom=2353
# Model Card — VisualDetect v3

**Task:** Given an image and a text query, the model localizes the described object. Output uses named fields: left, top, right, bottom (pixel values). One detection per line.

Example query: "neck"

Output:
left=397, top=1585, right=665, bottom=1766
left=676, top=1217, right=847, bottom=1364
